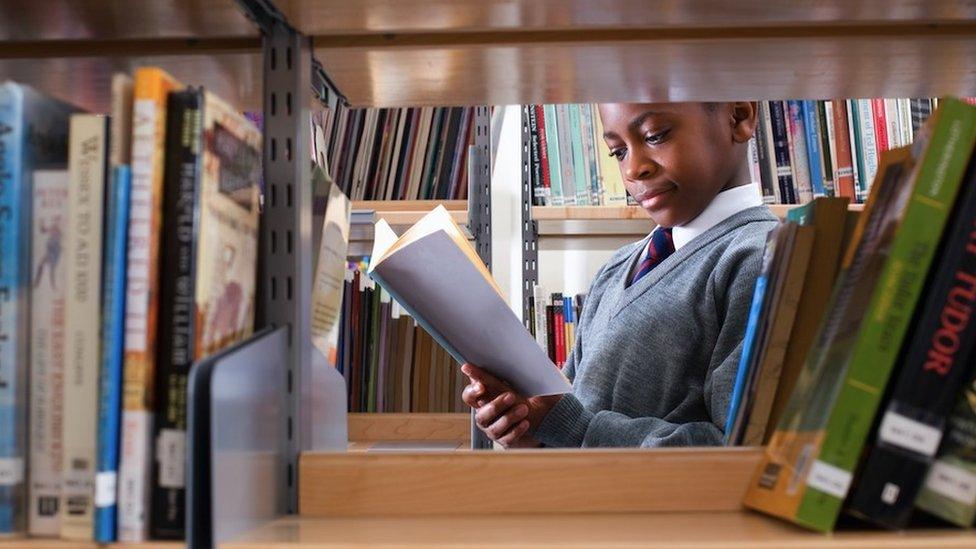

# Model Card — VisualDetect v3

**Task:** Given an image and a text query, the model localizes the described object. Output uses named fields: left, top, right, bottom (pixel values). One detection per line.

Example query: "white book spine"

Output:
left=856, top=99, right=879, bottom=195
left=117, top=95, right=159, bottom=543
left=28, top=170, right=69, bottom=536
left=533, top=284, right=548, bottom=354
left=61, top=115, right=108, bottom=541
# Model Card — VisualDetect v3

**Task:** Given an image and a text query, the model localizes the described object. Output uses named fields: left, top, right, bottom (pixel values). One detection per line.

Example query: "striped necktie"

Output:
left=629, top=227, right=674, bottom=286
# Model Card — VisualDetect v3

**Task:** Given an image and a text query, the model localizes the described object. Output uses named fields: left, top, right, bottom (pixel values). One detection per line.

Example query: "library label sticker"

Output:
left=926, top=462, right=976, bottom=505
left=156, top=429, right=186, bottom=489
left=807, top=460, right=852, bottom=499
left=0, top=457, right=24, bottom=485
left=878, top=411, right=942, bottom=456
left=95, top=472, right=118, bottom=507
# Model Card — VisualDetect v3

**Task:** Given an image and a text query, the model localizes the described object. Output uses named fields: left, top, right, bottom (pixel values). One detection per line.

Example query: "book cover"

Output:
left=745, top=98, right=976, bottom=532
left=0, top=82, right=76, bottom=536
left=847, top=151, right=976, bottom=529
left=94, top=164, right=131, bottom=542
left=119, top=66, right=183, bottom=543
left=786, top=100, right=813, bottom=203
left=28, top=170, right=69, bottom=537
left=61, top=113, right=110, bottom=541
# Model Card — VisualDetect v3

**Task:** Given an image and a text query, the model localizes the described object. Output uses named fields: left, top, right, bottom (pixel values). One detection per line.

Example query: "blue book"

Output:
left=802, top=100, right=826, bottom=197
left=0, top=81, right=76, bottom=535
left=94, top=165, right=131, bottom=543
left=724, top=226, right=779, bottom=443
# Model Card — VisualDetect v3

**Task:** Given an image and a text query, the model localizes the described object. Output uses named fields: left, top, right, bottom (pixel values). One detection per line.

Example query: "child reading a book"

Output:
left=461, top=102, right=778, bottom=448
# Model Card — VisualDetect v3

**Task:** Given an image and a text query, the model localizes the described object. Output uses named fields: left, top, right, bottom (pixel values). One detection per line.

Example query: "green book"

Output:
left=543, top=105, right=564, bottom=206
left=744, top=98, right=976, bottom=532
left=567, top=104, right=590, bottom=205
left=798, top=97, right=976, bottom=530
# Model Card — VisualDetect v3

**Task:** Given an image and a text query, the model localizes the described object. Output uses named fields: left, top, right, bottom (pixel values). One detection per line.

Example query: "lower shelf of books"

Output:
left=221, top=512, right=976, bottom=548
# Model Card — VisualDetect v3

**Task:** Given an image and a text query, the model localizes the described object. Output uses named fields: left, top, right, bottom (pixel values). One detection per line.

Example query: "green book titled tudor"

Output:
left=745, top=97, right=976, bottom=532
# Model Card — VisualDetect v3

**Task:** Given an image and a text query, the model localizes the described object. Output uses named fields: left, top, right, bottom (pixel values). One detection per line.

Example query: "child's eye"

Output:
left=645, top=129, right=670, bottom=145
left=608, top=148, right=626, bottom=161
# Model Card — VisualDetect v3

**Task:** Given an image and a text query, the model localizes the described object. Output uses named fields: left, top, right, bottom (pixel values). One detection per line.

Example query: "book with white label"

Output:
left=29, top=170, right=69, bottom=536
left=367, top=206, right=571, bottom=397
left=61, top=113, right=110, bottom=541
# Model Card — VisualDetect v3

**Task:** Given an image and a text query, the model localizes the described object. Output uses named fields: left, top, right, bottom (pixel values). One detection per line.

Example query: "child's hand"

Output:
left=460, top=363, right=561, bottom=448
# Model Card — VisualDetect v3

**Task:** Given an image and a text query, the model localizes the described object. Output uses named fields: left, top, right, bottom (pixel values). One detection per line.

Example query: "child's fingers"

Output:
left=498, top=420, right=530, bottom=448
left=460, top=382, right=485, bottom=408
left=461, top=363, right=509, bottom=395
left=474, top=391, right=518, bottom=430
left=485, top=404, right=529, bottom=441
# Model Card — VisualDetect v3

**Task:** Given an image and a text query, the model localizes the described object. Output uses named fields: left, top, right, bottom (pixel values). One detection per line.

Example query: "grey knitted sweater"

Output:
left=534, top=206, right=779, bottom=448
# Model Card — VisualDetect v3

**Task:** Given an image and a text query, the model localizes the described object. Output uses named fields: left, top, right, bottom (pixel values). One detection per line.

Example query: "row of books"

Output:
left=337, top=266, right=467, bottom=413
left=0, top=71, right=261, bottom=542
left=525, top=287, right=584, bottom=370
left=526, top=99, right=941, bottom=207
left=319, top=105, right=476, bottom=201
left=734, top=97, right=976, bottom=531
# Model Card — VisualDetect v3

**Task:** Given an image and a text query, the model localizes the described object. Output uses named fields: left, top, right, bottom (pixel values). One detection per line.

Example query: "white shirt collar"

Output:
left=669, top=183, right=764, bottom=250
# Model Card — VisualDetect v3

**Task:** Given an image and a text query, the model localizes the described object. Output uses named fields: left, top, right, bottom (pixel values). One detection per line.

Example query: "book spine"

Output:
left=29, top=170, right=69, bottom=537
left=847, top=157, right=976, bottom=529
left=580, top=105, right=601, bottom=205
left=150, top=90, right=202, bottom=540
left=754, top=102, right=777, bottom=204
left=554, top=105, right=577, bottom=205
left=592, top=105, right=626, bottom=205
left=535, top=106, right=552, bottom=205
left=872, top=98, right=890, bottom=153
left=910, top=98, right=933, bottom=135
left=567, top=105, right=589, bottom=205
left=818, top=101, right=836, bottom=197
left=803, top=100, right=826, bottom=197
left=769, top=101, right=797, bottom=204
left=0, top=84, right=28, bottom=536
left=553, top=294, right=566, bottom=368
left=546, top=305, right=557, bottom=364
left=543, top=105, right=564, bottom=206
left=533, top=285, right=548, bottom=355
left=62, top=114, right=110, bottom=541
left=786, top=101, right=813, bottom=203
left=95, top=165, right=131, bottom=542
left=797, top=98, right=976, bottom=531
left=831, top=100, right=857, bottom=200
left=847, top=100, right=864, bottom=201
left=119, top=68, right=180, bottom=543
left=857, top=98, right=880, bottom=192
left=528, top=106, right=544, bottom=205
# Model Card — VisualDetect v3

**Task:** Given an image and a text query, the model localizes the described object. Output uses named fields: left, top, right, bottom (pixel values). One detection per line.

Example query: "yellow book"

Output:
left=593, top=105, right=627, bottom=205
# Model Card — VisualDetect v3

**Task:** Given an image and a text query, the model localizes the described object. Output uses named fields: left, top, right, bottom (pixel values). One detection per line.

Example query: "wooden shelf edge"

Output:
left=347, top=412, right=471, bottom=442
left=299, top=447, right=763, bottom=517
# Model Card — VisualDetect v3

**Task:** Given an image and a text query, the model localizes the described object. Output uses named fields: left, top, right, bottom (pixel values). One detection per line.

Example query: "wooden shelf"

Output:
left=347, top=412, right=471, bottom=443
left=0, top=53, right=262, bottom=114
left=0, top=0, right=257, bottom=41
left=312, top=22, right=976, bottom=107
left=224, top=513, right=976, bottom=548
left=299, top=447, right=762, bottom=517
left=0, top=540, right=180, bottom=548
left=352, top=200, right=467, bottom=226
left=282, top=0, right=976, bottom=35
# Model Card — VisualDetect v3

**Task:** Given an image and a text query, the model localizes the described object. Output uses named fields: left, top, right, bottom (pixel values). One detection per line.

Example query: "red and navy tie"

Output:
left=629, top=227, right=674, bottom=286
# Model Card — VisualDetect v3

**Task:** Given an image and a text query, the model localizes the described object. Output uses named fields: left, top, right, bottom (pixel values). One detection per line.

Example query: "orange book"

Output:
left=118, top=67, right=183, bottom=543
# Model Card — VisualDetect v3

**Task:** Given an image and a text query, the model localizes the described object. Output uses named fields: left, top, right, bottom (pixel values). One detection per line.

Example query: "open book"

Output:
left=368, top=206, right=572, bottom=397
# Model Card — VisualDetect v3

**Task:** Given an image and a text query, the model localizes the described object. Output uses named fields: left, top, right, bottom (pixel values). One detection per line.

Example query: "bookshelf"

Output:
left=5, top=1, right=976, bottom=547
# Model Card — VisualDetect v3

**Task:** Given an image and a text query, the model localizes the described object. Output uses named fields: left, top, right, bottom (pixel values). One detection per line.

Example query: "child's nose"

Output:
left=624, top=153, right=658, bottom=181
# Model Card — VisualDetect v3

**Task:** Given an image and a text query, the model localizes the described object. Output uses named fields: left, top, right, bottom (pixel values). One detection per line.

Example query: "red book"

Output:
left=831, top=99, right=857, bottom=200
left=535, top=105, right=552, bottom=197
left=871, top=98, right=889, bottom=154
left=545, top=305, right=557, bottom=364
left=552, top=294, right=566, bottom=368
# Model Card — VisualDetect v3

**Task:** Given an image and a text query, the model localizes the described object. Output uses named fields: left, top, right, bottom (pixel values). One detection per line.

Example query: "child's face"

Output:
left=598, top=102, right=754, bottom=228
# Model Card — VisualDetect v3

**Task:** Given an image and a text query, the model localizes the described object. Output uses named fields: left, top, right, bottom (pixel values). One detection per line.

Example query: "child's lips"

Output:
left=637, top=186, right=675, bottom=209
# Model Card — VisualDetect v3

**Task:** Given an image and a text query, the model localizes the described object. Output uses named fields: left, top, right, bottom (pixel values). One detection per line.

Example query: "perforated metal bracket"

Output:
left=467, top=106, right=494, bottom=450
left=521, top=105, right=539, bottom=328
left=259, top=21, right=315, bottom=513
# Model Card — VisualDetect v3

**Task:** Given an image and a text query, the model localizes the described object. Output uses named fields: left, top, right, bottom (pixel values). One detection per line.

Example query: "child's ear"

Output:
left=730, top=101, right=758, bottom=144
